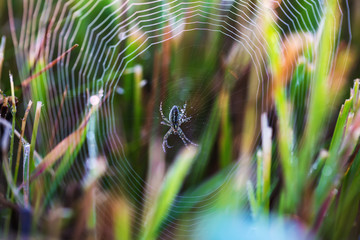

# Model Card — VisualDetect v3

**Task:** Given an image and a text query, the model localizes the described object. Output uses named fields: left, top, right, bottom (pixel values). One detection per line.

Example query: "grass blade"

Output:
left=7, top=73, right=16, bottom=198
left=14, top=100, right=32, bottom=184
left=140, top=147, right=197, bottom=240
left=19, top=105, right=95, bottom=189
left=29, top=101, right=42, bottom=173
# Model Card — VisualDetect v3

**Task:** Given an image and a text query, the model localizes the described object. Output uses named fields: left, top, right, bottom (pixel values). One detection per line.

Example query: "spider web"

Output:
left=9, top=0, right=351, bottom=238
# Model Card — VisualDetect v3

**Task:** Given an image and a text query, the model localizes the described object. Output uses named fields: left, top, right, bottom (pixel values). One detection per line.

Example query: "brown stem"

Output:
left=21, top=44, right=79, bottom=87
left=14, top=100, right=33, bottom=184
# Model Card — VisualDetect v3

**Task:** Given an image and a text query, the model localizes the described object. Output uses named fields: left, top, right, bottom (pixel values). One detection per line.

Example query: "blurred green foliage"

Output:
left=1, top=0, right=360, bottom=239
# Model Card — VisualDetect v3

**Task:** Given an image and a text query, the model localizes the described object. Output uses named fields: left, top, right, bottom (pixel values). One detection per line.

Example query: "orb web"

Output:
left=10, top=0, right=351, bottom=238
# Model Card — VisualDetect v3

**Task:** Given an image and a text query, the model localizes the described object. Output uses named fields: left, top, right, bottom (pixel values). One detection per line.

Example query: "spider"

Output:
left=160, top=102, right=198, bottom=152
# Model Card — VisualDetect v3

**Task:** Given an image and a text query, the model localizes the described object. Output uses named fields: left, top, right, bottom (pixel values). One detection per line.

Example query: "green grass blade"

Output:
left=219, top=88, right=232, bottom=168
left=299, top=0, right=341, bottom=189
left=140, top=147, right=197, bottom=240
left=7, top=73, right=16, bottom=198
left=315, top=81, right=357, bottom=209
left=29, top=102, right=42, bottom=173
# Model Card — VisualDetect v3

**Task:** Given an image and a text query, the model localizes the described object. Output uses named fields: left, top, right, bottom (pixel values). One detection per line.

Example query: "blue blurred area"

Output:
left=193, top=212, right=311, bottom=240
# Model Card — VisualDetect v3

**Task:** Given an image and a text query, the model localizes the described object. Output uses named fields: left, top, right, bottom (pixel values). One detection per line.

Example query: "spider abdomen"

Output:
left=169, top=105, right=180, bottom=129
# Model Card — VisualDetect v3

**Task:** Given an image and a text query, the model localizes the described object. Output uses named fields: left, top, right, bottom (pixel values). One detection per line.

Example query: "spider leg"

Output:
left=181, top=116, right=191, bottom=123
left=180, top=103, right=187, bottom=116
left=162, top=128, right=174, bottom=152
left=180, top=103, right=192, bottom=124
left=160, top=102, right=170, bottom=123
left=161, top=121, right=171, bottom=127
left=177, top=127, right=198, bottom=147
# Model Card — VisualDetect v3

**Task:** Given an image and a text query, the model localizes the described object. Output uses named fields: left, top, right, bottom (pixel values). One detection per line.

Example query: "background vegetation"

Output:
left=0, top=0, right=360, bottom=239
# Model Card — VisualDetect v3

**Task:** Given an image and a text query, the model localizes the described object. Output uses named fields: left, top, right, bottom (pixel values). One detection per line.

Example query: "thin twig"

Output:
left=14, top=100, right=33, bottom=184
left=21, top=44, right=79, bottom=87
